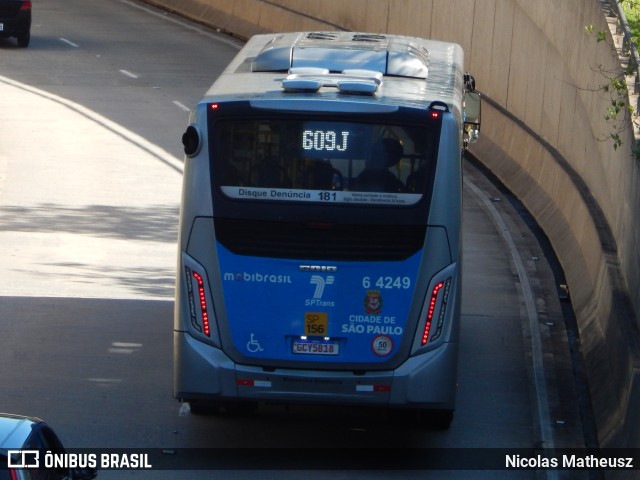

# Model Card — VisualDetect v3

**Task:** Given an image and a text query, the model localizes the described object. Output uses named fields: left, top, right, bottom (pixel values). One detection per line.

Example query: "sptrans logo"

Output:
left=310, top=275, right=334, bottom=299
left=305, top=275, right=335, bottom=307
left=223, top=272, right=292, bottom=284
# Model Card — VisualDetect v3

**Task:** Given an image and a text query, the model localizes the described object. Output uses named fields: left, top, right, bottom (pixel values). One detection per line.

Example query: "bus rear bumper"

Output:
left=174, top=332, right=458, bottom=410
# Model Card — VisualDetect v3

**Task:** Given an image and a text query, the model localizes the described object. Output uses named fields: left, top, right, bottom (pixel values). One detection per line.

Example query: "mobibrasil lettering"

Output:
left=223, top=272, right=293, bottom=284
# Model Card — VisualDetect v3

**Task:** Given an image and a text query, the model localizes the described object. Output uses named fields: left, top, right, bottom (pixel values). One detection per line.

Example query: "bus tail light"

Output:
left=417, top=274, right=453, bottom=348
left=189, top=270, right=211, bottom=337
left=181, top=254, right=220, bottom=346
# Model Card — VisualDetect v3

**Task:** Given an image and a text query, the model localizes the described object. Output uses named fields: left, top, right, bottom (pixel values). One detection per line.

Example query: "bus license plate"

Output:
left=292, top=340, right=339, bottom=355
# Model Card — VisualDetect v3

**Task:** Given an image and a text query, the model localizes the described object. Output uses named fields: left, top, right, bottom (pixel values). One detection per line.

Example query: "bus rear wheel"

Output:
left=417, top=409, right=454, bottom=430
left=387, top=408, right=454, bottom=430
left=189, top=400, right=258, bottom=416
left=17, top=34, right=30, bottom=48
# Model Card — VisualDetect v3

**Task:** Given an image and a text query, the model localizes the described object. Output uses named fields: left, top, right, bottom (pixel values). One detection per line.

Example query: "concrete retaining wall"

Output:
left=144, top=0, right=640, bottom=448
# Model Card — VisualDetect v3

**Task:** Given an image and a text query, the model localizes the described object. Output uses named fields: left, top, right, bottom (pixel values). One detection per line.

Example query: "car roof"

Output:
left=0, top=413, right=41, bottom=450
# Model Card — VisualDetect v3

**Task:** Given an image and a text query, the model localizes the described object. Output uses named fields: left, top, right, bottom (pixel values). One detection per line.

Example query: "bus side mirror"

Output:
left=182, top=125, right=201, bottom=157
left=463, top=90, right=481, bottom=147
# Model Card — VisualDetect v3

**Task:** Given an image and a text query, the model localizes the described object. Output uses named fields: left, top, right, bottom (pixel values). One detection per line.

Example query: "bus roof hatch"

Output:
left=252, top=32, right=430, bottom=79
left=281, top=69, right=383, bottom=95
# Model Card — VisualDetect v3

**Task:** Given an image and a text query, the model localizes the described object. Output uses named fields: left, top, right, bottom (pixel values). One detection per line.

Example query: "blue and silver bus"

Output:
left=174, top=31, right=480, bottom=428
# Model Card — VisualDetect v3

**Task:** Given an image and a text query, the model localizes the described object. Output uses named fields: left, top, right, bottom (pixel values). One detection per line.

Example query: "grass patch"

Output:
left=621, top=0, right=640, bottom=44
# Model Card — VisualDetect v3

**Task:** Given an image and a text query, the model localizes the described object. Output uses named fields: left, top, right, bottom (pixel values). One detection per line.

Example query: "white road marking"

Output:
left=119, top=69, right=139, bottom=79
left=59, top=37, right=79, bottom=47
left=0, top=75, right=182, bottom=173
left=172, top=101, right=191, bottom=112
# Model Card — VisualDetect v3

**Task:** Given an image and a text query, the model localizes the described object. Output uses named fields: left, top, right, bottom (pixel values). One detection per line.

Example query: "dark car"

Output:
left=0, top=0, right=31, bottom=47
left=0, top=413, right=97, bottom=480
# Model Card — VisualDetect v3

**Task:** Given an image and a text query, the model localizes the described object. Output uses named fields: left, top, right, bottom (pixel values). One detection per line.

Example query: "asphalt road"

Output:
left=0, top=1, right=589, bottom=478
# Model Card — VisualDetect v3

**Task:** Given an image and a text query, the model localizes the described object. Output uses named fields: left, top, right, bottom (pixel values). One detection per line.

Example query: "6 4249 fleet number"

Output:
left=362, top=276, right=411, bottom=289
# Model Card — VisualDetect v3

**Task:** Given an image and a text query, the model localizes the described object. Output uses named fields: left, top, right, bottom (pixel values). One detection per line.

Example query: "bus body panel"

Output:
left=176, top=215, right=457, bottom=368
left=216, top=247, right=420, bottom=365
left=174, top=331, right=458, bottom=409
left=427, top=114, right=463, bottom=261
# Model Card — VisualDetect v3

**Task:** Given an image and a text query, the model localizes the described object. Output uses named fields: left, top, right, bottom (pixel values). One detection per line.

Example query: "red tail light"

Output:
left=192, top=271, right=211, bottom=337
left=20, top=1, right=32, bottom=10
left=421, top=281, right=445, bottom=345
left=185, top=266, right=211, bottom=337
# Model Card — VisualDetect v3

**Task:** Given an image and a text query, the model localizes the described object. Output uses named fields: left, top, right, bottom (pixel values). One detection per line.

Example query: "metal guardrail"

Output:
left=608, top=0, right=640, bottom=95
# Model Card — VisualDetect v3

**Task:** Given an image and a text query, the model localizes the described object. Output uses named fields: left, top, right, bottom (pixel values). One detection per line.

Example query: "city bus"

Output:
left=174, top=31, right=481, bottom=428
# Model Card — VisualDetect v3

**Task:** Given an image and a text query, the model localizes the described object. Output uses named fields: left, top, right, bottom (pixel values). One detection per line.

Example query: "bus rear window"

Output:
left=212, top=117, right=440, bottom=206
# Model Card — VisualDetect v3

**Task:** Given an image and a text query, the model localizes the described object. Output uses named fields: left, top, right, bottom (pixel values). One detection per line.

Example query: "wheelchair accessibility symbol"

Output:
left=247, top=333, right=264, bottom=353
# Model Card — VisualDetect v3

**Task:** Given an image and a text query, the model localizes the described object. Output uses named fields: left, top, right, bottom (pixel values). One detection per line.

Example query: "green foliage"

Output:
left=585, top=24, right=608, bottom=42
left=622, top=1, right=640, bottom=46
left=586, top=1, right=640, bottom=155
